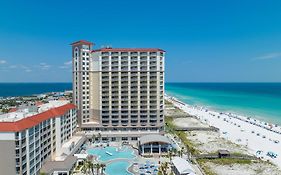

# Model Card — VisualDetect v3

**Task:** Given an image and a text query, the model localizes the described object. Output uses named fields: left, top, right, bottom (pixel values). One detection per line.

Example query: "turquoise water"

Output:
left=165, top=83, right=281, bottom=125
left=105, top=161, right=133, bottom=175
left=87, top=146, right=135, bottom=162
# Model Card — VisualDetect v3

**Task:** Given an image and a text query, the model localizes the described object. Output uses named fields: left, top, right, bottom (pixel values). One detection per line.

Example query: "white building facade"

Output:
left=0, top=101, right=77, bottom=175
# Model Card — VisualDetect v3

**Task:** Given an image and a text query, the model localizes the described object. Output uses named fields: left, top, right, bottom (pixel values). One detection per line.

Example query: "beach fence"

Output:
left=175, top=126, right=219, bottom=132
left=194, top=153, right=256, bottom=160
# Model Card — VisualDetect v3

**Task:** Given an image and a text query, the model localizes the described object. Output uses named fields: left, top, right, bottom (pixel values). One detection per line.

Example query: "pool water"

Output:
left=87, top=146, right=136, bottom=162
left=105, top=161, right=133, bottom=175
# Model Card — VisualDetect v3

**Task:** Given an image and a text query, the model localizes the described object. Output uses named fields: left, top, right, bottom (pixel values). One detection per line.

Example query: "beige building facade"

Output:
left=71, top=40, right=165, bottom=138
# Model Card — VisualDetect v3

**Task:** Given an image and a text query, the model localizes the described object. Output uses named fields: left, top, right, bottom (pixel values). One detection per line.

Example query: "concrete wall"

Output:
left=0, top=140, right=16, bottom=175
left=89, top=72, right=100, bottom=123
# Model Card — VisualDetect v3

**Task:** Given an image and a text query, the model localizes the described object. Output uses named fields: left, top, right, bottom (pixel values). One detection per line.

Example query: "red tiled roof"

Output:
left=91, top=48, right=165, bottom=53
left=70, top=40, right=94, bottom=45
left=35, top=101, right=44, bottom=106
left=8, top=108, right=18, bottom=113
left=0, top=104, right=76, bottom=132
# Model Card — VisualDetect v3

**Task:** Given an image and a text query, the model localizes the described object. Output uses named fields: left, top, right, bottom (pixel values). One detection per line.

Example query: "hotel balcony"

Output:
left=112, top=66, right=119, bottom=71
left=130, top=62, right=138, bottom=67
left=130, top=52, right=138, bottom=56
left=150, top=106, right=157, bottom=109
left=140, top=52, right=148, bottom=56
left=112, top=121, right=119, bottom=126
left=102, top=52, right=110, bottom=56
left=150, top=57, right=157, bottom=61
left=111, top=61, right=119, bottom=66
left=102, top=56, right=109, bottom=60
left=102, top=61, right=109, bottom=65
left=140, top=59, right=147, bottom=63
left=121, top=60, right=128, bottom=64
left=102, top=66, right=109, bottom=71
left=140, top=98, right=147, bottom=101
left=111, top=98, right=119, bottom=102
left=121, top=52, right=128, bottom=56
left=120, top=56, right=128, bottom=61
left=121, top=121, right=128, bottom=126
left=150, top=115, right=157, bottom=118
left=140, top=66, right=147, bottom=71
left=131, top=65, right=138, bottom=69
left=140, top=121, right=147, bottom=126
left=150, top=119, right=157, bottom=122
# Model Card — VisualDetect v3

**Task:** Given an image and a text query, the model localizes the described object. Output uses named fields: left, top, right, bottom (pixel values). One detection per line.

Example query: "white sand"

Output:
left=166, top=96, right=281, bottom=168
left=204, top=162, right=281, bottom=175
left=186, top=131, right=249, bottom=154
left=173, top=117, right=209, bottom=128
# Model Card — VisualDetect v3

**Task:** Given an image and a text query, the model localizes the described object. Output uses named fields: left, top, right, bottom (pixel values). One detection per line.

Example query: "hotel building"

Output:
left=71, top=40, right=165, bottom=139
left=0, top=101, right=79, bottom=175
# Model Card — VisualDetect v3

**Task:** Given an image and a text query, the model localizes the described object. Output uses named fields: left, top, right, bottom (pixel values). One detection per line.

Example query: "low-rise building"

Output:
left=0, top=100, right=79, bottom=175
left=138, top=134, right=172, bottom=155
left=172, top=157, right=196, bottom=175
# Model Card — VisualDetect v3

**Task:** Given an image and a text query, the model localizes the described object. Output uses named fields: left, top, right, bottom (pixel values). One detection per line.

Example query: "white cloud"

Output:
left=38, top=62, right=51, bottom=70
left=64, top=61, right=72, bottom=65
left=59, top=66, right=68, bottom=69
left=254, top=52, right=281, bottom=60
left=0, top=60, right=7, bottom=64
left=25, top=69, right=32, bottom=72
left=9, top=65, right=17, bottom=69
left=59, top=60, right=72, bottom=69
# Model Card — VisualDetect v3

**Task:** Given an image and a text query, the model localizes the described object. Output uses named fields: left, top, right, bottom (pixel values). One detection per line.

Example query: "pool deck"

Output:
left=82, top=142, right=170, bottom=175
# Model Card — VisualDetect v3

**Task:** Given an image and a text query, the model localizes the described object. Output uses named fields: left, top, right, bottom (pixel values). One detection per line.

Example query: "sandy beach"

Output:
left=165, top=95, right=281, bottom=168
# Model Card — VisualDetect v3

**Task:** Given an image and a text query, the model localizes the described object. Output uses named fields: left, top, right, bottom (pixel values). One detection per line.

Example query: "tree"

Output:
left=82, top=160, right=90, bottom=175
left=92, top=134, right=96, bottom=143
left=88, top=161, right=94, bottom=175
left=98, top=133, right=102, bottom=142
left=168, top=150, right=173, bottom=162
left=100, top=163, right=106, bottom=175
left=160, top=162, right=169, bottom=175
left=94, top=163, right=101, bottom=175
left=86, top=155, right=94, bottom=174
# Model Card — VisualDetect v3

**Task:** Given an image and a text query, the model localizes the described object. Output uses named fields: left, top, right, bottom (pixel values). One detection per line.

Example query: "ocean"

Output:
left=1, top=82, right=281, bottom=125
left=0, top=83, right=72, bottom=97
left=165, top=83, right=281, bottom=125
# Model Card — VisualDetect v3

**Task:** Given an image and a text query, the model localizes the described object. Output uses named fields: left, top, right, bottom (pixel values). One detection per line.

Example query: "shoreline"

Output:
left=165, top=94, right=281, bottom=168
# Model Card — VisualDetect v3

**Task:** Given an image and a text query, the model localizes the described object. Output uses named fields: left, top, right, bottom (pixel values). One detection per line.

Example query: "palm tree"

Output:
left=160, top=162, right=168, bottom=175
left=100, top=163, right=106, bottom=175
left=82, top=160, right=90, bottom=175
left=94, top=163, right=101, bottom=175
left=168, top=150, right=173, bottom=162
left=92, top=134, right=96, bottom=143
left=86, top=155, right=95, bottom=174
left=98, top=132, right=102, bottom=142
left=88, top=161, right=94, bottom=175
left=177, top=150, right=181, bottom=157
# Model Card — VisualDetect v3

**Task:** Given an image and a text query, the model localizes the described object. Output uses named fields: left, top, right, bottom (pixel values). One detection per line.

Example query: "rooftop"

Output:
left=172, top=157, right=195, bottom=175
left=70, top=40, right=93, bottom=45
left=92, top=48, right=165, bottom=53
left=0, top=100, right=69, bottom=122
left=40, top=155, right=77, bottom=174
left=139, top=134, right=172, bottom=145
left=0, top=101, right=75, bottom=132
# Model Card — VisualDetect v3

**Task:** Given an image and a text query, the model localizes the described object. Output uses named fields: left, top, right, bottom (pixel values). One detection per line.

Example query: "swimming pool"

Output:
left=87, top=146, right=136, bottom=162
left=105, top=161, right=133, bottom=175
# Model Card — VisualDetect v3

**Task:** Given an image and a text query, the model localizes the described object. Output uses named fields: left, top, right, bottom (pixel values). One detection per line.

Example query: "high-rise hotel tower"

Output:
left=71, top=40, right=165, bottom=138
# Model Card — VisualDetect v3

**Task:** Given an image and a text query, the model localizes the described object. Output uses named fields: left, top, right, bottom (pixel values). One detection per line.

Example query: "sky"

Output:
left=0, top=0, right=281, bottom=82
